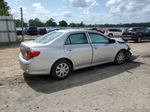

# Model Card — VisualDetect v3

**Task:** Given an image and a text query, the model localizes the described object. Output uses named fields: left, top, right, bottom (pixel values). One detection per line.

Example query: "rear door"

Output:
left=88, top=32, right=116, bottom=64
left=64, top=33, right=92, bottom=67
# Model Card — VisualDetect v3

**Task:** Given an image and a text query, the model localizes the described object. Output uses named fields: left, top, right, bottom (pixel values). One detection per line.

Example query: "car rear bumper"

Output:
left=19, top=53, right=49, bottom=75
left=122, top=35, right=138, bottom=40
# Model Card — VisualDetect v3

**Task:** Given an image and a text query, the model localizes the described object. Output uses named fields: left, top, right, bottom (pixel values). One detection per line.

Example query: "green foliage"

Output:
left=45, top=18, right=57, bottom=27
left=28, top=18, right=44, bottom=27
left=90, top=22, right=150, bottom=28
left=59, top=20, right=68, bottom=27
left=0, top=0, right=10, bottom=16
left=16, top=17, right=150, bottom=28
left=15, top=19, right=27, bottom=27
left=15, top=19, right=21, bottom=27
left=69, top=21, right=85, bottom=27
left=69, top=23, right=77, bottom=27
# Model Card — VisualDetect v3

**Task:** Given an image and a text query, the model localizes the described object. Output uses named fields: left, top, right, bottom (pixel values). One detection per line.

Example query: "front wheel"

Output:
left=114, top=50, right=126, bottom=65
left=51, top=59, right=71, bottom=80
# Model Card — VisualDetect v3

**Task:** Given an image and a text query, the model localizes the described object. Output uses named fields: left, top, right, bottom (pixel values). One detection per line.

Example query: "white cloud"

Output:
left=31, top=3, right=72, bottom=23
left=106, top=0, right=121, bottom=6
left=143, top=4, right=150, bottom=13
left=10, top=0, right=150, bottom=24
left=10, top=6, right=28, bottom=21
left=19, top=6, right=27, bottom=10
left=32, top=2, right=51, bottom=21
left=11, top=9, right=20, bottom=18
left=62, top=11, right=72, bottom=17
left=105, top=0, right=150, bottom=23
left=66, top=0, right=99, bottom=8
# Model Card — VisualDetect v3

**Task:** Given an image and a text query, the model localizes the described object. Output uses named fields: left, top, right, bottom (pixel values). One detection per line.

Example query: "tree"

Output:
left=45, top=18, right=57, bottom=27
left=28, top=18, right=44, bottom=27
left=15, top=19, right=27, bottom=27
left=79, top=21, right=85, bottom=27
left=59, top=20, right=68, bottom=27
left=69, top=22, right=77, bottom=27
left=0, top=0, right=10, bottom=16
left=15, top=19, right=21, bottom=27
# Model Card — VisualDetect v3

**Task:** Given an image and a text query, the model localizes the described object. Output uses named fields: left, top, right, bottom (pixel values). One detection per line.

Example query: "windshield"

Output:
left=33, top=32, right=63, bottom=44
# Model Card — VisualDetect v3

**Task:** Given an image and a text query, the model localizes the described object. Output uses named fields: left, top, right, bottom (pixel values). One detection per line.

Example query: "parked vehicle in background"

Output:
left=104, top=29, right=122, bottom=37
left=19, top=29, right=132, bottom=80
left=26, top=27, right=38, bottom=35
left=47, top=28, right=60, bottom=33
left=38, top=28, right=47, bottom=35
left=16, top=28, right=26, bottom=35
left=16, top=28, right=23, bottom=35
left=122, top=27, right=150, bottom=43
left=89, top=28, right=105, bottom=34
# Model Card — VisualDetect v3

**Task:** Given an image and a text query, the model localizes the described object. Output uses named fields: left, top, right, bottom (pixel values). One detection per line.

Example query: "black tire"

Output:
left=114, top=50, right=126, bottom=65
left=51, top=59, right=71, bottom=80
left=125, top=50, right=132, bottom=62
left=123, top=39, right=128, bottom=42
left=109, top=33, right=113, bottom=37
left=136, top=37, right=142, bottom=43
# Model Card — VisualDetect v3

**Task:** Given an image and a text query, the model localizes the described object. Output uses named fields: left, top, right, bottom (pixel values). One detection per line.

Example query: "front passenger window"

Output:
left=89, top=33, right=109, bottom=44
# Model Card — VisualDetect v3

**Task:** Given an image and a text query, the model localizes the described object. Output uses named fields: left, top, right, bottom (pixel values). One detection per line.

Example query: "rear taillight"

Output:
left=131, top=31, right=136, bottom=34
left=25, top=51, right=40, bottom=58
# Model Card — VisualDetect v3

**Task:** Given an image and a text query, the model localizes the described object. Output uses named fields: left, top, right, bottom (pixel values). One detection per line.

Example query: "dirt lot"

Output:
left=0, top=40, right=150, bottom=112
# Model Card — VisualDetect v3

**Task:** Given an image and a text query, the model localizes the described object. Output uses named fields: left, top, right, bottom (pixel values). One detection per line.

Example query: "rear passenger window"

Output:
left=65, top=33, right=88, bottom=45
left=65, top=38, right=71, bottom=45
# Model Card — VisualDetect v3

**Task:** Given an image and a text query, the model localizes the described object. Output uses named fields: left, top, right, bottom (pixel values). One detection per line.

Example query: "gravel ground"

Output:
left=0, top=40, right=150, bottom=112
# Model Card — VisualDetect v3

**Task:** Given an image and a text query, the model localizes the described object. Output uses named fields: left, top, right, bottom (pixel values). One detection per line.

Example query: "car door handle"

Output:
left=94, top=46, right=98, bottom=49
left=67, top=49, right=73, bottom=51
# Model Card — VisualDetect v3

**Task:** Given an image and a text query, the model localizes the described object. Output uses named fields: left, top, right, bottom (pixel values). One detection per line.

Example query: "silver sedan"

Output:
left=19, top=29, right=132, bottom=80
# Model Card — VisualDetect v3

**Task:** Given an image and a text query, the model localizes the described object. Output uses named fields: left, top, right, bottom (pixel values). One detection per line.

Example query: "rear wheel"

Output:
left=136, top=37, right=142, bottom=43
left=51, top=59, right=71, bottom=80
left=114, top=50, right=126, bottom=65
left=123, top=39, right=128, bottom=42
left=109, top=33, right=113, bottom=37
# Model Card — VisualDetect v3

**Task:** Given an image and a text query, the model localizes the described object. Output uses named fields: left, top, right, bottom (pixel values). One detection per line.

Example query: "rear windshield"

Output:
left=128, top=28, right=142, bottom=31
left=33, top=32, right=63, bottom=44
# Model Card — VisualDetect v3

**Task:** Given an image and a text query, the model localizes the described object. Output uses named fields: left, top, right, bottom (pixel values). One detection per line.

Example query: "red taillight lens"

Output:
left=25, top=51, right=40, bottom=58
left=131, top=31, right=137, bottom=34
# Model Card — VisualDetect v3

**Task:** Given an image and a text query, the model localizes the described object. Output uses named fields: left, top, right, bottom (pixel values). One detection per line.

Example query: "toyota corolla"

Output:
left=19, top=29, right=132, bottom=80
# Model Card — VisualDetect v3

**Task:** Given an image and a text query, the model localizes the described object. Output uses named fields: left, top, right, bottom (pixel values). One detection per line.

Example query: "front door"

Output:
left=88, top=33, right=116, bottom=64
left=64, top=33, right=92, bottom=67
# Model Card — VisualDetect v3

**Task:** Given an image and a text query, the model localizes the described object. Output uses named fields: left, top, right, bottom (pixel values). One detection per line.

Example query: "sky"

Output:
left=5, top=0, right=150, bottom=24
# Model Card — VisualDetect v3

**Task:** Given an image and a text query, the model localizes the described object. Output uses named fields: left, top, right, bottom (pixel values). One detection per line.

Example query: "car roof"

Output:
left=55, top=29, right=98, bottom=33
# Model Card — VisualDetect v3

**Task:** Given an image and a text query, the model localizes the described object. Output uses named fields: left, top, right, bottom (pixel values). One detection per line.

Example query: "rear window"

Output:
left=129, top=28, right=142, bottom=31
left=109, top=29, right=121, bottom=32
left=33, top=32, right=63, bottom=44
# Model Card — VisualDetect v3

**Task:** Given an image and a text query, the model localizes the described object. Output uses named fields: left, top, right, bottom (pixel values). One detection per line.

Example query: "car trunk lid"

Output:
left=20, top=41, right=42, bottom=59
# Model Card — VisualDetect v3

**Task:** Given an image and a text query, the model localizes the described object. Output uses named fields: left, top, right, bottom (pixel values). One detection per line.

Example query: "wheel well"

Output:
left=51, top=58, right=73, bottom=72
left=109, top=33, right=113, bottom=36
left=119, top=49, right=128, bottom=58
left=120, top=49, right=127, bottom=52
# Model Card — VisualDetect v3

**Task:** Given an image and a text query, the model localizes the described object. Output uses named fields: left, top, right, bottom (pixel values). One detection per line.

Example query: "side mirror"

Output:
left=109, top=39, right=115, bottom=44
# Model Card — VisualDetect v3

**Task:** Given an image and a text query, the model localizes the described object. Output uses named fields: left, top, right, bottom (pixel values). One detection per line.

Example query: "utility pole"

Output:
left=20, top=7, right=24, bottom=41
